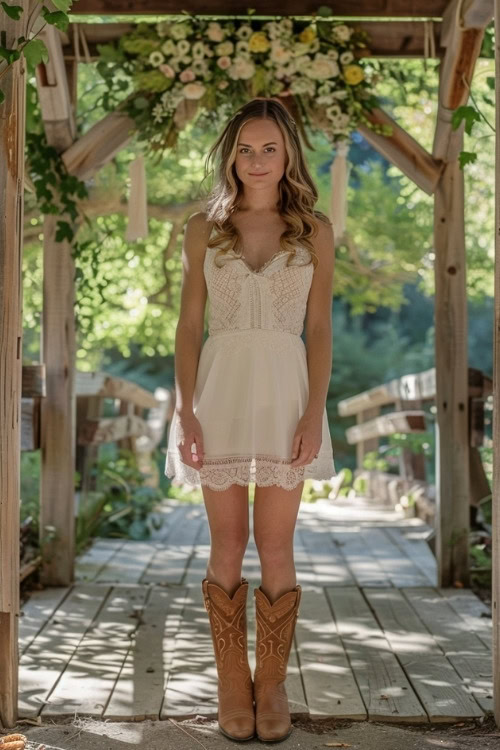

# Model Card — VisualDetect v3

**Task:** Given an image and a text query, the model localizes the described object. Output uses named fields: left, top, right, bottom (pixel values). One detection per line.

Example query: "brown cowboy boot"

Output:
left=202, top=577, right=256, bottom=742
left=253, top=583, right=302, bottom=742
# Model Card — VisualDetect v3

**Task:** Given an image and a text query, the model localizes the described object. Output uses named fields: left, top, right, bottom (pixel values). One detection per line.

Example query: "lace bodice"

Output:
left=204, top=244, right=314, bottom=337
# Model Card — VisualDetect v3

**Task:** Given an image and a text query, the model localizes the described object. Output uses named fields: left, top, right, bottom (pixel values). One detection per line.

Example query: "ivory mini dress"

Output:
left=165, top=233, right=337, bottom=491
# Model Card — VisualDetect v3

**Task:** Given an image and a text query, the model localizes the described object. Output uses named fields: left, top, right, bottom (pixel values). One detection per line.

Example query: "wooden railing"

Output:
left=337, top=366, right=492, bottom=526
left=20, top=364, right=172, bottom=579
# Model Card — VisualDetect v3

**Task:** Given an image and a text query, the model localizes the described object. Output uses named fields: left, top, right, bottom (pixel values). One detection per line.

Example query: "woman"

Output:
left=165, top=97, right=336, bottom=743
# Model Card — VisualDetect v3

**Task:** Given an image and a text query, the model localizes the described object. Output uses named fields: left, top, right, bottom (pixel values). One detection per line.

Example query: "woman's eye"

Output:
left=239, top=147, right=275, bottom=154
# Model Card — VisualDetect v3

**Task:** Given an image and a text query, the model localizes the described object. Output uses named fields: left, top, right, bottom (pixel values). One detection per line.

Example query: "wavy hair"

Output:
left=201, top=97, right=331, bottom=270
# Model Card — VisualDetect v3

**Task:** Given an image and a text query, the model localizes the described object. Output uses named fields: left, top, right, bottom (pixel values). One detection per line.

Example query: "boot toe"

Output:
left=257, top=716, right=292, bottom=742
left=220, top=711, right=256, bottom=740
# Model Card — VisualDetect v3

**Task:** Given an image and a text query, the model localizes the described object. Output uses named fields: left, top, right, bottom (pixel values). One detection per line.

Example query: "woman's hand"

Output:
left=176, top=410, right=205, bottom=470
left=290, top=411, right=322, bottom=468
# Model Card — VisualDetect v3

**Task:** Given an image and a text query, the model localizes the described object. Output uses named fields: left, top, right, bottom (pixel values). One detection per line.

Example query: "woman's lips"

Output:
left=249, top=172, right=268, bottom=176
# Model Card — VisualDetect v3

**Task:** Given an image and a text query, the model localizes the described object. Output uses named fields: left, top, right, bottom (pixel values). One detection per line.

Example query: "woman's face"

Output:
left=234, top=118, right=287, bottom=190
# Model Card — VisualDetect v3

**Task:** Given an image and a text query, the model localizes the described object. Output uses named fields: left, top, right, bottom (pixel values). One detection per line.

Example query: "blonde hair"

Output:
left=201, top=97, right=331, bottom=270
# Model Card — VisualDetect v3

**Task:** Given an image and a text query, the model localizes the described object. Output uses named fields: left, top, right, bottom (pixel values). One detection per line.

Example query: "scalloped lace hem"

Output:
left=165, top=451, right=337, bottom=492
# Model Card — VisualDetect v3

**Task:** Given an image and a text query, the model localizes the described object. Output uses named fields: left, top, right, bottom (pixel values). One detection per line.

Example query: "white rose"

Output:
left=183, top=81, right=206, bottom=99
left=305, top=58, right=339, bottom=80
left=292, top=42, right=312, bottom=57
left=270, top=42, right=292, bottom=65
left=227, top=57, right=255, bottom=80
left=207, top=22, right=225, bottom=42
left=192, top=41, right=205, bottom=59
left=327, top=49, right=339, bottom=61
left=263, top=21, right=281, bottom=40
left=215, top=40, right=234, bottom=56
left=333, top=24, right=352, bottom=42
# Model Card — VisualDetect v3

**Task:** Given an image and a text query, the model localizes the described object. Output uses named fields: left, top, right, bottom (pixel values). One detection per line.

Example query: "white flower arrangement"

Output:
left=98, top=11, right=386, bottom=154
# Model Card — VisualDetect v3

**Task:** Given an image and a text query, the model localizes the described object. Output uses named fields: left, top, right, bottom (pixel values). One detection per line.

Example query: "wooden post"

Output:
left=39, top=215, right=76, bottom=585
left=493, top=0, right=500, bottom=726
left=433, top=121, right=470, bottom=587
left=35, top=25, right=78, bottom=585
left=0, top=0, right=33, bottom=729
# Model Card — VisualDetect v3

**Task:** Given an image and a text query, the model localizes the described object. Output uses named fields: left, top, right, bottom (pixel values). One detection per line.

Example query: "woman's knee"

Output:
left=254, top=535, right=294, bottom=565
left=210, top=525, right=249, bottom=558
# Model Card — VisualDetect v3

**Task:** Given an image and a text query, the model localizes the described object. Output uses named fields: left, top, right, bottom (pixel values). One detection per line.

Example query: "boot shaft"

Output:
left=253, top=584, right=302, bottom=683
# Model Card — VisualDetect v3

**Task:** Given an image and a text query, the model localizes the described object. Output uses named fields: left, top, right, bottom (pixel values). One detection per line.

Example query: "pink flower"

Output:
left=159, top=63, right=176, bottom=78
left=217, top=56, right=231, bottom=70
left=179, top=68, right=196, bottom=82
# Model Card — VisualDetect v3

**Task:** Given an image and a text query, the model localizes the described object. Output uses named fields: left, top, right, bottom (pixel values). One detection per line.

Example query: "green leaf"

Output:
left=451, top=105, right=481, bottom=135
left=51, top=0, right=72, bottom=11
left=96, top=42, right=125, bottom=63
left=486, top=75, right=495, bottom=90
left=23, top=39, right=49, bottom=70
left=55, top=220, right=74, bottom=243
left=1, top=2, right=23, bottom=20
left=0, top=44, right=20, bottom=64
left=40, top=8, right=69, bottom=31
left=458, top=150, right=477, bottom=169
left=317, top=5, right=333, bottom=16
left=0, top=89, right=4, bottom=104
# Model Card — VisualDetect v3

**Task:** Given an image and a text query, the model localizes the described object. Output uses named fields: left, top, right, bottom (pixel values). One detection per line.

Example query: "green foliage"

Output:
left=452, top=105, right=481, bottom=135
left=0, top=1, right=74, bottom=101
left=22, top=38, right=49, bottom=70
left=1, top=2, right=23, bottom=21
left=76, top=449, right=165, bottom=549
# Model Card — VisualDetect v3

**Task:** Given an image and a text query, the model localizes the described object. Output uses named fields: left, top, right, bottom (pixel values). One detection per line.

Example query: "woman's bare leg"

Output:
left=202, top=483, right=250, bottom=597
left=253, top=481, right=304, bottom=602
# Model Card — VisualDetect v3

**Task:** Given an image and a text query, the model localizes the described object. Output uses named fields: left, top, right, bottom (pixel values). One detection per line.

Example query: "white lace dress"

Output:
left=164, top=238, right=337, bottom=491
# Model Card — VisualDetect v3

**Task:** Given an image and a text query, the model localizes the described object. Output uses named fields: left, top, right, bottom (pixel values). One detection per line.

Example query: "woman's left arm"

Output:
left=290, top=219, right=335, bottom=468
left=304, top=219, right=335, bottom=417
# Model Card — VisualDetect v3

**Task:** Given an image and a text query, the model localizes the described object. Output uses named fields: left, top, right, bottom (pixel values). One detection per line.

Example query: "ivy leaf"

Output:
left=451, top=105, right=481, bottom=135
left=0, top=44, right=20, bottom=64
left=1, top=2, right=23, bottom=20
left=458, top=150, right=477, bottom=169
left=40, top=7, right=69, bottom=32
left=50, top=0, right=72, bottom=11
left=55, top=220, right=74, bottom=243
left=23, top=39, right=49, bottom=70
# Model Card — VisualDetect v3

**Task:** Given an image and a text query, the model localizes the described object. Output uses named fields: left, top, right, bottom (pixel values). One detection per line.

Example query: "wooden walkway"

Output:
left=18, top=496, right=493, bottom=723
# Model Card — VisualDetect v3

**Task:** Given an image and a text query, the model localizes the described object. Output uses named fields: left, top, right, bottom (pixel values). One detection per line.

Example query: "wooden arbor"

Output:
left=0, top=0, right=498, bottom=729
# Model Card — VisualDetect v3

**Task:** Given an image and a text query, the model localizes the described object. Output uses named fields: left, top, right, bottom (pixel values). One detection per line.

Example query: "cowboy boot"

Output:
left=253, top=583, right=302, bottom=742
left=202, top=577, right=256, bottom=742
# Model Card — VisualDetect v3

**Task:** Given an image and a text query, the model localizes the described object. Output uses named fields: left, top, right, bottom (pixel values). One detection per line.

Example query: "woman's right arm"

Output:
left=173, top=211, right=212, bottom=468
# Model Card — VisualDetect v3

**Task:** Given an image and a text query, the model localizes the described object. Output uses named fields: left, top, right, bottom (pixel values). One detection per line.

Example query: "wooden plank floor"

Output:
left=18, top=495, right=493, bottom=723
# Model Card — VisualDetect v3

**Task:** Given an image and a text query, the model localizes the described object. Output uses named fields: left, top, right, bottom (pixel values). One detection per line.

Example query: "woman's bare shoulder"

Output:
left=185, top=211, right=215, bottom=240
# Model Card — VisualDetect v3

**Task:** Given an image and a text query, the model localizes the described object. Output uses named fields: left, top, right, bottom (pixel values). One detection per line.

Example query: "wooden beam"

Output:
left=433, top=125, right=470, bottom=588
left=69, top=0, right=450, bottom=17
left=60, top=21, right=446, bottom=60
left=75, top=371, right=159, bottom=408
left=493, top=0, right=500, bottom=726
left=345, top=410, right=427, bottom=444
left=357, top=107, right=443, bottom=195
left=35, top=25, right=76, bottom=150
left=433, top=0, right=493, bottom=160
left=61, top=111, right=134, bottom=180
